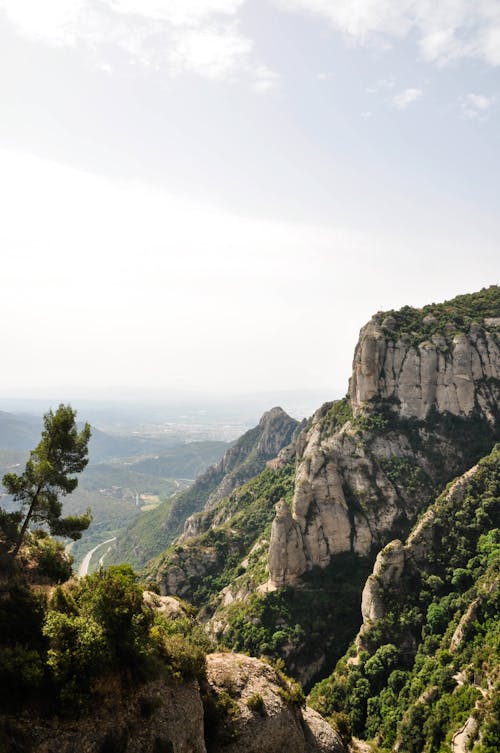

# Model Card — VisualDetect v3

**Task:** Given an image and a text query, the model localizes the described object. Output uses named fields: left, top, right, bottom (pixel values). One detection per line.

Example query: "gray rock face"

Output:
left=267, top=413, right=431, bottom=587
left=6, top=677, right=207, bottom=753
left=349, top=318, right=499, bottom=424
left=267, top=312, right=498, bottom=588
left=206, top=653, right=345, bottom=753
left=268, top=499, right=307, bottom=587
left=181, top=407, right=299, bottom=540
left=360, top=540, right=405, bottom=624
left=3, top=653, right=346, bottom=753
left=356, top=463, right=480, bottom=643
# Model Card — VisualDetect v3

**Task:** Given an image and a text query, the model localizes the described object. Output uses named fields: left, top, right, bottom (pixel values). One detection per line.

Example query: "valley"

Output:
left=0, top=287, right=498, bottom=753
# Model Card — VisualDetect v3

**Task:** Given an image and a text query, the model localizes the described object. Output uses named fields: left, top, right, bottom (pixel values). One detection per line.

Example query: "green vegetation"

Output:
left=0, top=562, right=211, bottom=716
left=246, top=691, right=265, bottom=714
left=143, top=464, right=296, bottom=605
left=319, top=397, right=353, bottom=437
left=1, top=405, right=92, bottom=556
left=309, top=446, right=500, bottom=751
left=380, top=285, right=500, bottom=345
left=380, top=456, right=429, bottom=495
left=110, top=410, right=298, bottom=570
left=217, top=552, right=373, bottom=687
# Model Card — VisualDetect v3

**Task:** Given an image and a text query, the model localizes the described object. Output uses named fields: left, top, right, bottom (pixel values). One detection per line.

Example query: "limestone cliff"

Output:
left=350, top=316, right=498, bottom=424
left=268, top=289, right=499, bottom=587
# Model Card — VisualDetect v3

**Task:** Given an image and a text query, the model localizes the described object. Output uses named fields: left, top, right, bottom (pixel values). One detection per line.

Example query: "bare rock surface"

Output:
left=349, top=317, right=499, bottom=423
left=206, top=652, right=345, bottom=753
left=4, top=677, right=207, bottom=753
left=267, top=310, right=498, bottom=588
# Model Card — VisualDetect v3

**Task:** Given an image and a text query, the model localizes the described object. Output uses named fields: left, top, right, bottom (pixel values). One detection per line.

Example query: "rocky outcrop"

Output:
left=2, top=677, right=207, bottom=753
left=267, top=298, right=499, bottom=588
left=0, top=652, right=346, bottom=753
left=142, top=590, right=189, bottom=619
left=360, top=540, right=405, bottom=624
left=356, top=462, right=481, bottom=642
left=204, top=407, right=299, bottom=511
left=206, top=652, right=345, bottom=753
left=268, top=499, right=307, bottom=587
left=349, top=317, right=499, bottom=424
left=181, top=407, right=299, bottom=540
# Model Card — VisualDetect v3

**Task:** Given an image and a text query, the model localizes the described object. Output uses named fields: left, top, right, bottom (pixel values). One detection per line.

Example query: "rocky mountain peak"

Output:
left=267, top=287, right=499, bottom=589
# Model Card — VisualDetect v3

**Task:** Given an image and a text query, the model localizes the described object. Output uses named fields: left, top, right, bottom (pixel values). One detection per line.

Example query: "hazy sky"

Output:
left=1, top=0, right=499, bottom=400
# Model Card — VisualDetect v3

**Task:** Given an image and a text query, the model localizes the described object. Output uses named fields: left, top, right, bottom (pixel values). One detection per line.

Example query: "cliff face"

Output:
left=206, top=653, right=345, bottom=753
left=308, top=446, right=500, bottom=750
left=183, top=407, right=299, bottom=538
left=350, top=316, right=499, bottom=424
left=2, top=652, right=346, bottom=753
left=268, top=293, right=499, bottom=588
left=1, top=677, right=207, bottom=753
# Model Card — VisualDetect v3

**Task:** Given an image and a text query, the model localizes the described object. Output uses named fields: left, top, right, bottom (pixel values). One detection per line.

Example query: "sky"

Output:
left=1, top=0, right=499, bottom=403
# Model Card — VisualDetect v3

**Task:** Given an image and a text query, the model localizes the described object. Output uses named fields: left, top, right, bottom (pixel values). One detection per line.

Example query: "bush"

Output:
left=34, top=537, right=73, bottom=583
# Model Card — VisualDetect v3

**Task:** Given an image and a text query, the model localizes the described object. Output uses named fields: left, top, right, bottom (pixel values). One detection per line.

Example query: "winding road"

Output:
left=77, top=537, right=117, bottom=577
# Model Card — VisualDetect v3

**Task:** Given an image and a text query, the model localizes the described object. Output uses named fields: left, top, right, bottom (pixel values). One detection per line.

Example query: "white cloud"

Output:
left=461, top=92, right=494, bottom=119
left=274, top=1, right=500, bottom=67
left=252, top=66, right=280, bottom=92
left=0, top=0, right=273, bottom=84
left=168, top=23, right=252, bottom=79
left=393, top=87, right=423, bottom=109
left=0, top=0, right=87, bottom=46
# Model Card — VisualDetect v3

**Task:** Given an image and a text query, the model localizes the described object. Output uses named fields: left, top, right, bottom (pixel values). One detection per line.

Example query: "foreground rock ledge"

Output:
left=0, top=652, right=345, bottom=753
left=207, top=652, right=345, bottom=753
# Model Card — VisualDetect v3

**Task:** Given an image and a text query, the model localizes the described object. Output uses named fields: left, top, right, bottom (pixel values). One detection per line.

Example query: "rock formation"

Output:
left=180, top=406, right=298, bottom=540
left=357, top=462, right=481, bottom=641
left=268, top=499, right=307, bottom=587
left=267, top=304, right=499, bottom=588
left=2, top=677, right=207, bottom=753
left=2, top=652, right=346, bottom=753
left=350, top=316, right=499, bottom=424
left=206, top=652, right=345, bottom=753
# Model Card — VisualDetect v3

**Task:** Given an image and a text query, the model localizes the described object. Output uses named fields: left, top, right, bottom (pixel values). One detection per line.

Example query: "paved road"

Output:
left=78, top=537, right=117, bottom=577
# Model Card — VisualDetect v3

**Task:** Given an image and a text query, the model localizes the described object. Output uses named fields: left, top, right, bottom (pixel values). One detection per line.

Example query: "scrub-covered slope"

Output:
left=143, top=286, right=499, bottom=687
left=309, top=445, right=500, bottom=753
left=109, top=407, right=299, bottom=569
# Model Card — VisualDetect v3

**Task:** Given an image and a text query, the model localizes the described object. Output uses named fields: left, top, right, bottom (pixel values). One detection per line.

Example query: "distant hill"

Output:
left=0, top=410, right=205, bottom=461
left=0, top=410, right=230, bottom=570
left=0, top=411, right=41, bottom=450
left=108, top=407, right=300, bottom=569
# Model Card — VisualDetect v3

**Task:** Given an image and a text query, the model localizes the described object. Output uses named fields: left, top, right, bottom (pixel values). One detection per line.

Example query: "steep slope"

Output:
left=142, top=286, right=499, bottom=688
left=268, top=286, right=499, bottom=586
left=309, top=445, right=499, bottom=753
left=109, top=407, right=299, bottom=568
